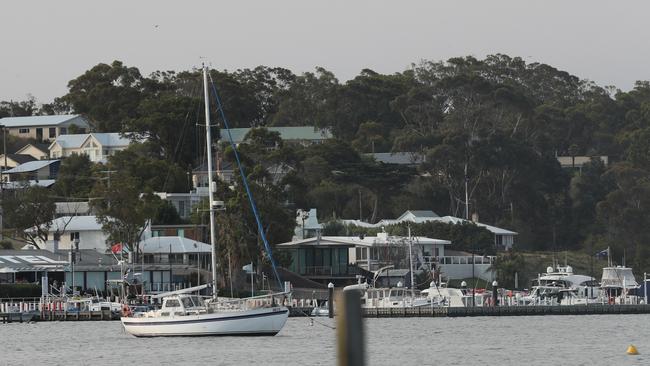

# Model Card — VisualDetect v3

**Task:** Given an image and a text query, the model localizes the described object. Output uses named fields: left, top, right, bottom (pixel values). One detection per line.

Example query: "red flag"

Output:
left=111, top=243, right=123, bottom=254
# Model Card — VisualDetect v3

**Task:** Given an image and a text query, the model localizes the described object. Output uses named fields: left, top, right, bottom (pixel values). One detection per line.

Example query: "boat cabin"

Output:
left=159, top=295, right=207, bottom=316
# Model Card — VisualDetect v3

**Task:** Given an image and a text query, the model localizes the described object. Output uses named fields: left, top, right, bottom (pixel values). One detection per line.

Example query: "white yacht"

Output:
left=521, top=265, right=600, bottom=305
left=421, top=282, right=490, bottom=307
left=122, top=289, right=288, bottom=337
left=121, top=66, right=289, bottom=337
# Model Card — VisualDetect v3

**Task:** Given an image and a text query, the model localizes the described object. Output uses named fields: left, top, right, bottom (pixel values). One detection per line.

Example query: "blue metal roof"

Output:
left=4, top=159, right=59, bottom=173
left=0, top=115, right=83, bottom=128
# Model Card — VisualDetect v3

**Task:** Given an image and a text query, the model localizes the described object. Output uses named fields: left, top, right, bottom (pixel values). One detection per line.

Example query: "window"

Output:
left=49, top=128, right=56, bottom=138
left=165, top=299, right=180, bottom=308
left=169, top=253, right=183, bottom=264
left=19, top=128, right=29, bottom=134
left=178, top=201, right=186, bottom=217
left=60, top=127, right=67, bottom=135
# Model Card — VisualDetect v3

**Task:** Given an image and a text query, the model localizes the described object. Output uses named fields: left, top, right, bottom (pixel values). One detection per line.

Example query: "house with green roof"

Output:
left=220, top=126, right=332, bottom=146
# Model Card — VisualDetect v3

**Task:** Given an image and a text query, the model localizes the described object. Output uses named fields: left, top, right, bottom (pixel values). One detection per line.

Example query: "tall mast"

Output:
left=408, top=225, right=415, bottom=298
left=203, top=65, right=219, bottom=298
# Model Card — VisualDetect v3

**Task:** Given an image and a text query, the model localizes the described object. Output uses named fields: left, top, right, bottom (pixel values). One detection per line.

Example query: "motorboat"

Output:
left=310, top=301, right=330, bottom=317
left=520, top=265, right=600, bottom=305
left=600, top=265, right=640, bottom=304
left=421, top=282, right=490, bottom=307
left=121, top=66, right=289, bottom=337
left=344, top=282, right=434, bottom=308
left=66, top=297, right=122, bottom=313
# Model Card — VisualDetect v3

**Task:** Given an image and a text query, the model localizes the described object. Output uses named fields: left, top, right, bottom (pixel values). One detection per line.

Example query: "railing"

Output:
left=302, top=265, right=362, bottom=277
left=433, top=256, right=496, bottom=265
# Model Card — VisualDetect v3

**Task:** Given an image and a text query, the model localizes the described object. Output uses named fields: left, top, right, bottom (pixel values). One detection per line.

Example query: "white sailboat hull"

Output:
left=121, top=307, right=289, bottom=337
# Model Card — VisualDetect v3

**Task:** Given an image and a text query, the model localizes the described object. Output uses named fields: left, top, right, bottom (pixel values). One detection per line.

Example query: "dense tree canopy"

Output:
left=6, top=54, right=650, bottom=274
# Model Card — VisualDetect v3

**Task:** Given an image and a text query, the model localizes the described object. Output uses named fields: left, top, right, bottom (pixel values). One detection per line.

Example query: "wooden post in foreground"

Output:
left=337, top=290, right=365, bottom=366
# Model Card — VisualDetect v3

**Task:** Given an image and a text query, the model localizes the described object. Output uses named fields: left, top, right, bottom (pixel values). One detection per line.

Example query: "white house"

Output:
left=49, top=132, right=134, bottom=162
left=140, top=236, right=212, bottom=278
left=0, top=115, right=90, bottom=142
left=343, top=210, right=517, bottom=250
left=26, top=215, right=109, bottom=252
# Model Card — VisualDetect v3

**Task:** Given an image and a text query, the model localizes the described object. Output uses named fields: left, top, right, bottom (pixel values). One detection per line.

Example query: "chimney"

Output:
left=471, top=212, right=479, bottom=223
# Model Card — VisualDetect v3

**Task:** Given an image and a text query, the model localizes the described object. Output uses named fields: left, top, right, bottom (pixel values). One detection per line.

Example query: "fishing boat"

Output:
left=121, top=66, right=289, bottom=337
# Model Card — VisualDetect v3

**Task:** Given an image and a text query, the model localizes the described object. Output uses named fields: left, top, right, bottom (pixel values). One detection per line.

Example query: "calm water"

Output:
left=1, top=315, right=649, bottom=365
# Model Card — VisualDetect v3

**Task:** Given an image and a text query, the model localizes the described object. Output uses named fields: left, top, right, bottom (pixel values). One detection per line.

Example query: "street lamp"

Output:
left=300, top=210, right=310, bottom=239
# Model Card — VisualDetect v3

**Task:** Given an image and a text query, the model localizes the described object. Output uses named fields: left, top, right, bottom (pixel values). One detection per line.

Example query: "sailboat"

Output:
left=120, top=66, right=289, bottom=337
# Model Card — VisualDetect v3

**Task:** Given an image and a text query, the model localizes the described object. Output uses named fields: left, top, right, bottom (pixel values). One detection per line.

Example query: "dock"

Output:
left=290, top=304, right=650, bottom=318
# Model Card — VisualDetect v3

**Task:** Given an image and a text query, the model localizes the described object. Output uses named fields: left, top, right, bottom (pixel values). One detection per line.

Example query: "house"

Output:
left=3, top=159, right=60, bottom=182
left=49, top=132, right=133, bottom=162
left=0, top=115, right=90, bottom=142
left=0, top=154, right=36, bottom=172
left=221, top=126, right=332, bottom=146
left=15, top=143, right=50, bottom=160
left=154, top=188, right=210, bottom=220
left=26, top=215, right=108, bottom=252
left=342, top=210, right=517, bottom=250
left=140, top=236, right=211, bottom=267
left=192, top=159, right=292, bottom=187
left=276, top=233, right=451, bottom=284
left=556, top=155, right=608, bottom=170
left=148, top=224, right=209, bottom=243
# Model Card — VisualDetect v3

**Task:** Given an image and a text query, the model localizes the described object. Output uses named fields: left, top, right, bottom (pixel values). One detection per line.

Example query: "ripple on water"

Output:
left=0, top=315, right=649, bottom=365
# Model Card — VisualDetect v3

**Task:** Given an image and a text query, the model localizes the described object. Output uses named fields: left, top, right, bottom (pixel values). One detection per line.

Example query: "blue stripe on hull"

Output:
left=132, top=331, right=280, bottom=337
left=122, top=309, right=288, bottom=326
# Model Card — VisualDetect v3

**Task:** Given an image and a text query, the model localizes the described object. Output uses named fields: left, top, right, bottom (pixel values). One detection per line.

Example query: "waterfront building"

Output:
left=0, top=114, right=90, bottom=142
left=0, top=236, right=215, bottom=293
left=276, top=232, right=452, bottom=285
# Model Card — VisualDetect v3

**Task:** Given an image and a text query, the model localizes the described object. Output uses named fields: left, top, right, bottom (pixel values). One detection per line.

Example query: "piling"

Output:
left=328, top=282, right=335, bottom=319
left=337, top=290, right=365, bottom=366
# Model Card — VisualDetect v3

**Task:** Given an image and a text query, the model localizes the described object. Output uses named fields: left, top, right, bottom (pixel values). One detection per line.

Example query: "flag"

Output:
left=595, top=247, right=609, bottom=259
left=111, top=243, right=123, bottom=254
left=242, top=263, right=253, bottom=273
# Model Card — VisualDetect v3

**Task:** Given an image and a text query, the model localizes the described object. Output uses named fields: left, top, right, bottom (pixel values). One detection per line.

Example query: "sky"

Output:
left=2, top=0, right=650, bottom=102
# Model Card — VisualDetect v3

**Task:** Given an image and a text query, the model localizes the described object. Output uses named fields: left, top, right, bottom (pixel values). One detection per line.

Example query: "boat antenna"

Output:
left=208, top=73, right=283, bottom=290
left=202, top=65, right=219, bottom=299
